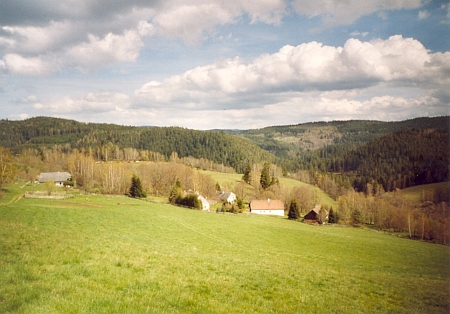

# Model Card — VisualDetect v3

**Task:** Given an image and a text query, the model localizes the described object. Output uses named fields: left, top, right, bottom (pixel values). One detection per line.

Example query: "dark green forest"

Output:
left=1, top=116, right=448, bottom=192
left=0, top=117, right=276, bottom=173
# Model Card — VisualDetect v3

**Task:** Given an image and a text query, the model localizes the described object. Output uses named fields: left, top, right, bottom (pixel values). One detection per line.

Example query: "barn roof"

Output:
left=249, top=199, right=284, bottom=210
left=38, top=172, right=71, bottom=183
left=311, top=204, right=321, bottom=214
left=304, top=205, right=328, bottom=220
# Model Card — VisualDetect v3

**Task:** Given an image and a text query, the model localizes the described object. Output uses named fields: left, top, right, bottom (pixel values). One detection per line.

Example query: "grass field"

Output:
left=1, top=187, right=449, bottom=313
left=198, top=170, right=336, bottom=207
left=399, top=182, right=450, bottom=205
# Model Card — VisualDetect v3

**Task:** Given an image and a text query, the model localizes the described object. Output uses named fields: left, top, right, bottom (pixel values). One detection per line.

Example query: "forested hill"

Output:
left=320, top=128, right=449, bottom=192
left=236, top=116, right=449, bottom=158
left=0, top=116, right=448, bottom=188
left=0, top=117, right=277, bottom=173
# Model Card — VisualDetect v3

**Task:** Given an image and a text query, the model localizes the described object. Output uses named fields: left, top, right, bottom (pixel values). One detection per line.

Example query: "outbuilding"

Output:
left=249, top=199, right=284, bottom=216
left=38, top=172, right=71, bottom=187
left=198, top=195, right=210, bottom=211
left=218, top=191, right=237, bottom=203
left=304, top=205, right=328, bottom=224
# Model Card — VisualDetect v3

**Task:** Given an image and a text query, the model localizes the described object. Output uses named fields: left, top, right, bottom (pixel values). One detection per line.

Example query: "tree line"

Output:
left=1, top=142, right=449, bottom=243
left=1, top=117, right=448, bottom=194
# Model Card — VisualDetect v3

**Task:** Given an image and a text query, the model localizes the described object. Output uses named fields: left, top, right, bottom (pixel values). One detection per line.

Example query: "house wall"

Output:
left=251, top=209, right=284, bottom=216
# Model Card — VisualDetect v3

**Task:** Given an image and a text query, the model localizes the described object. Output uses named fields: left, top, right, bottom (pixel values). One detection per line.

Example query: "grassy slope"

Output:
left=399, top=182, right=450, bottom=205
left=198, top=170, right=336, bottom=207
left=1, top=193, right=448, bottom=313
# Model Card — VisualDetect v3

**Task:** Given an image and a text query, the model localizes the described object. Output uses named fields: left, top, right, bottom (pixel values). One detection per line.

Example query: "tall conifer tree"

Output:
left=128, top=174, right=146, bottom=198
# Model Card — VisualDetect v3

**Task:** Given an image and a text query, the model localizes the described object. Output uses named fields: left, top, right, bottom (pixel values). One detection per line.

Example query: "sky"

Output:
left=0, top=0, right=449, bottom=130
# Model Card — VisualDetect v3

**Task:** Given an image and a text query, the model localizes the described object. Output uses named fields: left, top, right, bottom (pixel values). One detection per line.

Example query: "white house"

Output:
left=38, top=172, right=71, bottom=187
left=249, top=199, right=285, bottom=216
left=219, top=191, right=237, bottom=203
left=198, top=195, right=210, bottom=211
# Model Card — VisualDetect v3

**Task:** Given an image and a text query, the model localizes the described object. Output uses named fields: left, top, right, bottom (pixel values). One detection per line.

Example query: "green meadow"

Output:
left=399, top=181, right=450, bottom=205
left=1, top=190, right=449, bottom=313
left=198, top=169, right=336, bottom=207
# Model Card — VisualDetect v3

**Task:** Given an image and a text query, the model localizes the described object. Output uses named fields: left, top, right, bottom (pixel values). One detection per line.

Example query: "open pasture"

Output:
left=0, top=194, right=448, bottom=313
left=198, top=169, right=336, bottom=207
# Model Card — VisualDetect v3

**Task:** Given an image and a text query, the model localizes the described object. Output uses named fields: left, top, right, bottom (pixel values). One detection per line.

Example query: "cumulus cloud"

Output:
left=1, top=0, right=426, bottom=75
left=65, top=27, right=151, bottom=70
left=0, top=1, right=447, bottom=129
left=135, top=36, right=446, bottom=107
left=153, top=4, right=237, bottom=45
left=146, top=0, right=286, bottom=45
left=0, top=1, right=289, bottom=73
left=128, top=35, right=450, bottom=128
left=2, top=54, right=51, bottom=75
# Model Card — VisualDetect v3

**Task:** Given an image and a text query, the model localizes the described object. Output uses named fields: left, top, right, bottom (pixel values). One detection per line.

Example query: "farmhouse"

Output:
left=198, top=195, right=210, bottom=211
left=249, top=199, right=284, bottom=216
left=38, top=172, right=71, bottom=187
left=304, top=205, right=328, bottom=224
left=218, top=191, right=236, bottom=203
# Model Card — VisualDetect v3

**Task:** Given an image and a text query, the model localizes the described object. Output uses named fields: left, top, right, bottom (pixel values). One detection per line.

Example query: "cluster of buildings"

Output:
left=38, top=172, right=326, bottom=223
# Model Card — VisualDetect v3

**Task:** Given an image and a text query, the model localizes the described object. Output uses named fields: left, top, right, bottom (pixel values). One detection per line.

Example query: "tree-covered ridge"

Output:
left=1, top=116, right=448, bottom=190
left=341, top=129, right=449, bottom=192
left=237, top=116, right=450, bottom=157
left=0, top=117, right=277, bottom=173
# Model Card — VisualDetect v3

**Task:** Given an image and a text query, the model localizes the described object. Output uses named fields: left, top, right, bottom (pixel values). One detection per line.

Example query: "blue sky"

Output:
left=0, top=0, right=449, bottom=129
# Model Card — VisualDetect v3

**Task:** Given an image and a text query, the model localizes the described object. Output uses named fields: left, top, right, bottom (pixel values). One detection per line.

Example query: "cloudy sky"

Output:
left=0, top=0, right=449, bottom=129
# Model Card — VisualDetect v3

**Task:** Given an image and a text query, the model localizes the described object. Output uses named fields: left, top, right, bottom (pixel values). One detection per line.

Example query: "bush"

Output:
left=177, top=194, right=201, bottom=209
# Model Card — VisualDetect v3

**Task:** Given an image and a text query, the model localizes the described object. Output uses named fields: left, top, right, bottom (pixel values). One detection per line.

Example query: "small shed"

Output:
left=249, top=199, right=284, bottom=216
left=198, top=195, right=210, bottom=211
left=304, top=205, right=328, bottom=224
left=38, top=172, right=71, bottom=187
left=219, top=191, right=237, bottom=203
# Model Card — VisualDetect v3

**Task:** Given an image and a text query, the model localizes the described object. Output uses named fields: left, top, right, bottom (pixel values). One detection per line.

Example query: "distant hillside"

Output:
left=395, top=182, right=450, bottom=205
left=1, top=116, right=448, bottom=191
left=328, top=128, right=449, bottom=192
left=0, top=117, right=277, bottom=173
left=236, top=116, right=449, bottom=158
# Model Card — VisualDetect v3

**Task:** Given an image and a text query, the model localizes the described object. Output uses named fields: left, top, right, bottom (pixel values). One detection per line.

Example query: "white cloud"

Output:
left=292, top=0, right=423, bottom=26
left=1, top=21, right=74, bottom=54
left=66, top=28, right=149, bottom=70
left=153, top=0, right=286, bottom=45
left=34, top=92, right=131, bottom=114
left=418, top=10, right=430, bottom=20
left=153, top=4, right=236, bottom=45
left=129, top=35, right=449, bottom=128
left=0, top=0, right=430, bottom=76
left=0, top=1, right=289, bottom=74
left=33, top=103, right=44, bottom=110
left=2, top=54, right=51, bottom=75
left=136, top=36, right=445, bottom=107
